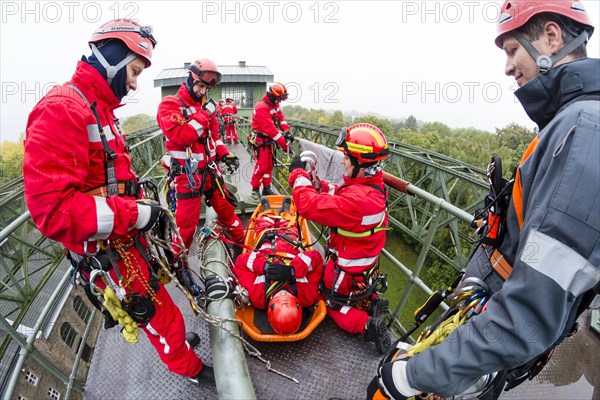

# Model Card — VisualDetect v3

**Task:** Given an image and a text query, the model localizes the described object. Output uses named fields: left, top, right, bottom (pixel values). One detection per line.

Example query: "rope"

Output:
left=141, top=212, right=299, bottom=384
left=103, top=286, right=139, bottom=344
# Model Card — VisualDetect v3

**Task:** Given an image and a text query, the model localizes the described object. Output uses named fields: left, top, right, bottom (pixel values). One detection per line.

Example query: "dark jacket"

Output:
left=407, top=58, right=600, bottom=396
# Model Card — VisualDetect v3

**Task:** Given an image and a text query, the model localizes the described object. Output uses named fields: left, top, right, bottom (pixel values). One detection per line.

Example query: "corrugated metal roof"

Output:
left=154, top=65, right=274, bottom=88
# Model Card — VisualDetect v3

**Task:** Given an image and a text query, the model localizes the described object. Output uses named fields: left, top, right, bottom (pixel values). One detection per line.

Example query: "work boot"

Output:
left=262, top=185, right=274, bottom=196
left=186, top=332, right=201, bottom=349
left=249, top=189, right=261, bottom=203
left=281, top=195, right=292, bottom=214
left=364, top=317, right=391, bottom=354
left=260, top=196, right=271, bottom=212
left=367, top=297, right=389, bottom=318
left=187, top=365, right=216, bottom=387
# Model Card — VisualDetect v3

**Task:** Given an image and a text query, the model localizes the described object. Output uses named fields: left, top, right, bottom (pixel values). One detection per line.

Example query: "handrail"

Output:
left=2, top=270, right=82, bottom=399
left=0, top=130, right=166, bottom=398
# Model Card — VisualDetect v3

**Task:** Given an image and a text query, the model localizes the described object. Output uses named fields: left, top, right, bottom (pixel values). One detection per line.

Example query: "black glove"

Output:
left=284, top=131, right=295, bottom=142
left=222, top=154, right=240, bottom=173
left=205, top=275, right=236, bottom=301
left=288, top=155, right=307, bottom=173
left=263, top=262, right=295, bottom=281
left=135, top=200, right=164, bottom=232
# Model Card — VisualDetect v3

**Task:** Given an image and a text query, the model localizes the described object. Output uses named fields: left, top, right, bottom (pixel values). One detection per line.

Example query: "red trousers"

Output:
left=250, top=145, right=274, bottom=190
left=99, top=239, right=202, bottom=377
left=322, top=258, right=370, bottom=334
left=225, top=120, right=238, bottom=143
left=142, top=283, right=203, bottom=377
left=174, top=172, right=244, bottom=248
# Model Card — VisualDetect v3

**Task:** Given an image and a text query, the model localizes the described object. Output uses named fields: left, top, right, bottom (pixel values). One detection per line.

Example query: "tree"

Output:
left=495, top=122, right=537, bottom=171
left=0, top=136, right=25, bottom=183
left=404, top=115, right=418, bottom=132
left=419, top=121, right=452, bottom=136
left=327, top=110, right=347, bottom=127
left=496, top=122, right=536, bottom=149
left=122, top=114, right=156, bottom=133
left=282, top=105, right=307, bottom=117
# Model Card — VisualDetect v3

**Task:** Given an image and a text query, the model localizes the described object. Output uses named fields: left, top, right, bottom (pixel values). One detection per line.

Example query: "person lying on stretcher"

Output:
left=232, top=195, right=324, bottom=334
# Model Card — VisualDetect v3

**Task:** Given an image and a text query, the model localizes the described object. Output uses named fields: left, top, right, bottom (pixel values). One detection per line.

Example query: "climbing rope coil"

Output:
left=375, top=277, right=491, bottom=400
left=408, top=277, right=490, bottom=357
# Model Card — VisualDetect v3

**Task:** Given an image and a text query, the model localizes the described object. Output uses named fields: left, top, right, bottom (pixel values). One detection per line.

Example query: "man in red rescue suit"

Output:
left=232, top=196, right=324, bottom=311
left=288, top=123, right=392, bottom=354
left=221, top=97, right=238, bottom=144
left=250, top=83, right=294, bottom=200
left=22, top=20, right=215, bottom=386
left=157, top=59, right=244, bottom=252
left=372, top=1, right=600, bottom=399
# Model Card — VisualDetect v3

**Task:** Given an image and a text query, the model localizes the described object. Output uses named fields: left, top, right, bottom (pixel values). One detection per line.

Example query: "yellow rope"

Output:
left=103, top=287, right=139, bottom=344
left=407, top=298, right=481, bottom=356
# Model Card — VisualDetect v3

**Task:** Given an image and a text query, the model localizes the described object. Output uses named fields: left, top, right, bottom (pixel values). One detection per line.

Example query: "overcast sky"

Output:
left=1, top=0, right=599, bottom=143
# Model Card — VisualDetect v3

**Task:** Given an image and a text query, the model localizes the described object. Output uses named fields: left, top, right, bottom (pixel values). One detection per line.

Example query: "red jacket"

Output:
left=251, top=94, right=290, bottom=151
left=289, top=169, right=388, bottom=273
left=221, top=102, right=237, bottom=116
left=157, top=83, right=229, bottom=169
left=240, top=215, right=315, bottom=276
left=23, top=61, right=140, bottom=254
left=233, top=213, right=324, bottom=308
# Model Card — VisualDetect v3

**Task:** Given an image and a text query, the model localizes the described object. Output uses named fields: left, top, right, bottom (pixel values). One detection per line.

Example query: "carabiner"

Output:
left=89, top=269, right=110, bottom=297
left=83, top=241, right=99, bottom=256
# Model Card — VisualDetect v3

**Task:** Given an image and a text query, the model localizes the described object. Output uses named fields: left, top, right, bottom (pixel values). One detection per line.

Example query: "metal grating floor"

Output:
left=83, top=285, right=599, bottom=400
left=83, top=282, right=382, bottom=400
left=83, top=143, right=599, bottom=400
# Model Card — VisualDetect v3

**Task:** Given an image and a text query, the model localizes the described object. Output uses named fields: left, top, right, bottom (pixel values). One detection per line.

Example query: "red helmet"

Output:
left=189, top=58, right=222, bottom=86
left=89, top=19, right=156, bottom=67
left=336, top=123, right=390, bottom=163
left=495, top=0, right=595, bottom=48
left=267, top=291, right=302, bottom=335
left=269, top=83, right=288, bottom=101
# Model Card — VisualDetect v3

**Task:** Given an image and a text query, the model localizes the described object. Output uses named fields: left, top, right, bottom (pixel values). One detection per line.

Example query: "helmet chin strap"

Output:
left=90, top=43, right=137, bottom=85
left=513, top=30, right=590, bottom=73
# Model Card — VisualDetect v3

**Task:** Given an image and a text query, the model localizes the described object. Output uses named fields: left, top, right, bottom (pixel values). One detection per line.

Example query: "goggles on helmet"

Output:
left=335, top=127, right=349, bottom=148
left=189, top=65, right=222, bottom=86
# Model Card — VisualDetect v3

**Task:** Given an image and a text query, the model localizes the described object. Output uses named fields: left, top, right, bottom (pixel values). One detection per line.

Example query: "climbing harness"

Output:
left=321, top=254, right=388, bottom=312
left=471, top=155, right=514, bottom=249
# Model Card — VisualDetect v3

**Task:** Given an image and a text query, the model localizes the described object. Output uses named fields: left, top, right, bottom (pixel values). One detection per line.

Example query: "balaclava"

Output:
left=84, top=39, right=133, bottom=100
